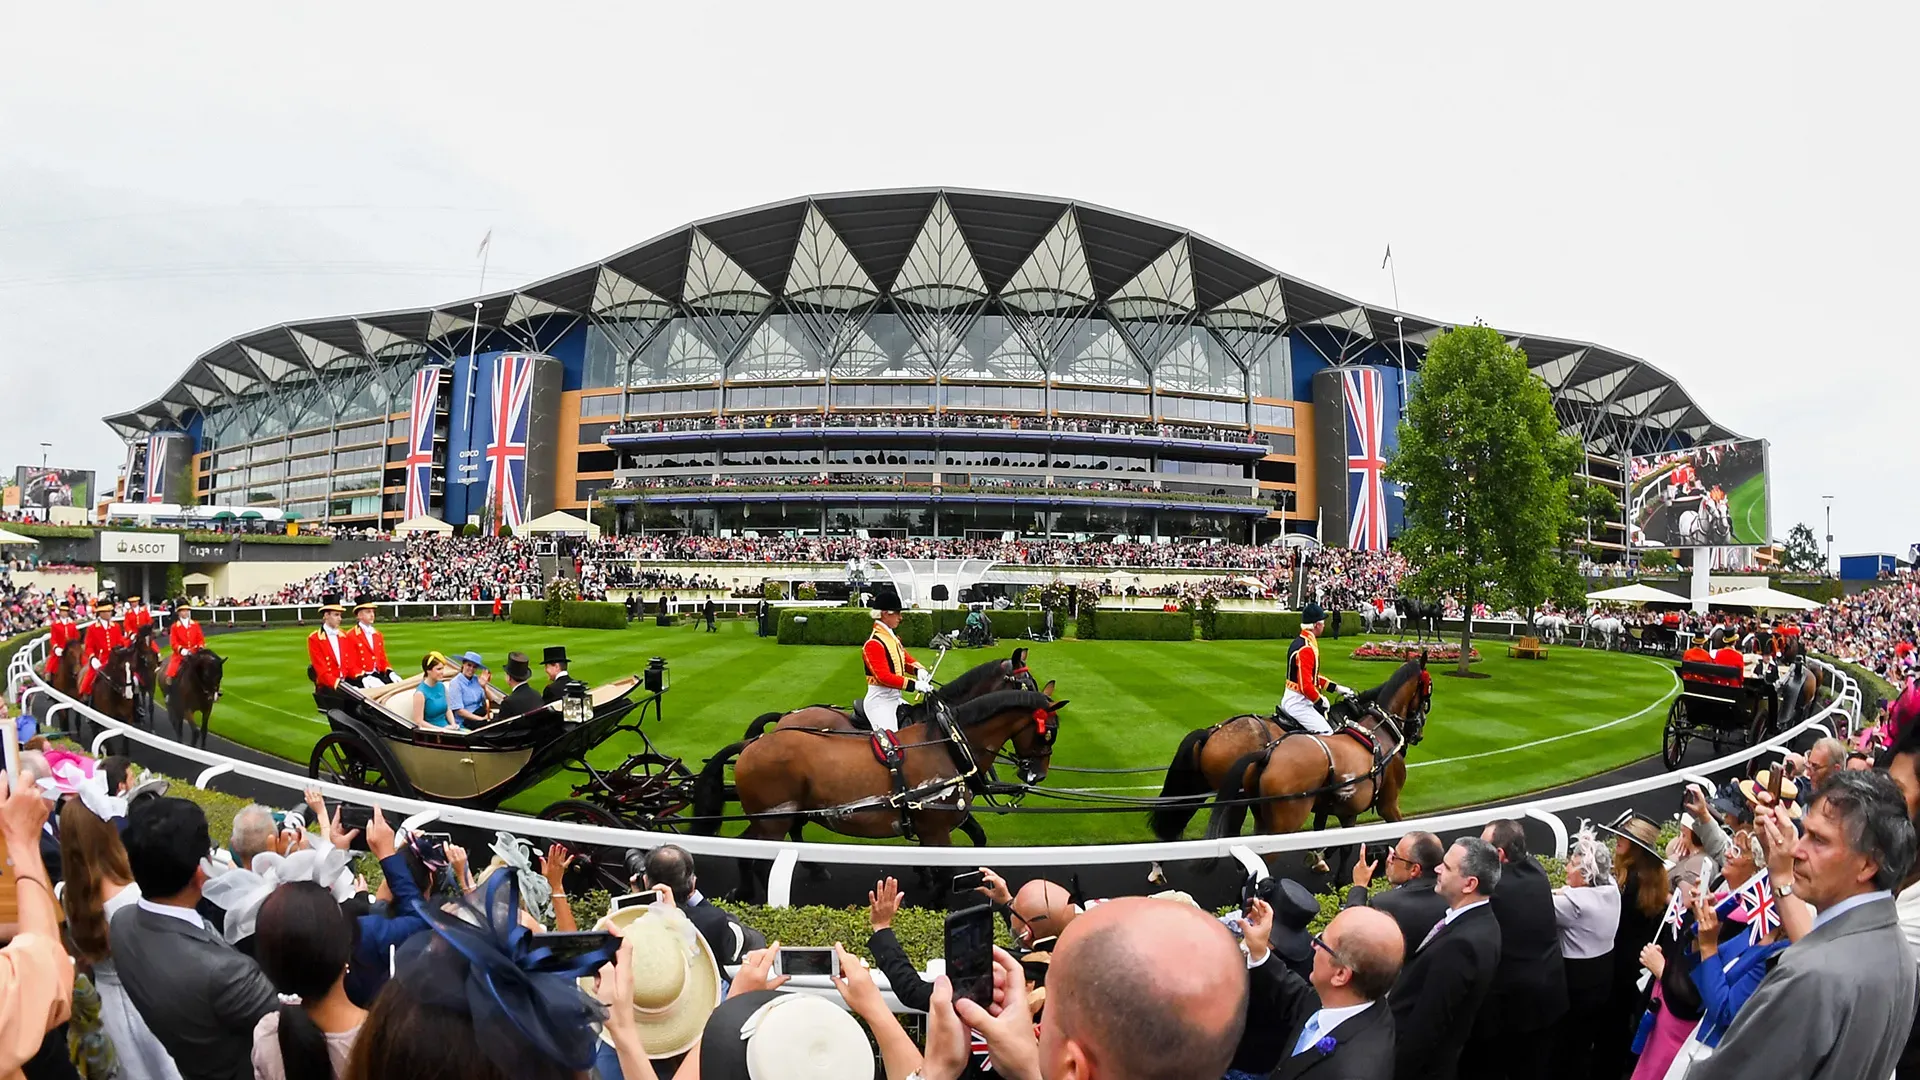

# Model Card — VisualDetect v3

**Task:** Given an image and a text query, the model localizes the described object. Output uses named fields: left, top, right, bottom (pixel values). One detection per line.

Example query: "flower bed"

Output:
left=1351, top=639, right=1481, bottom=663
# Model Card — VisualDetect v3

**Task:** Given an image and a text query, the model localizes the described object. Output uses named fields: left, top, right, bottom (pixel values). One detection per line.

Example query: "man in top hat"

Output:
left=77, top=595, right=125, bottom=697
left=307, top=593, right=349, bottom=691
left=541, top=645, right=585, bottom=705
left=861, top=590, right=926, bottom=733
left=164, top=597, right=204, bottom=683
left=343, top=595, right=394, bottom=686
left=499, top=652, right=545, bottom=719
left=1280, top=602, right=1353, bottom=735
left=122, top=594, right=154, bottom=638
left=46, top=598, right=78, bottom=671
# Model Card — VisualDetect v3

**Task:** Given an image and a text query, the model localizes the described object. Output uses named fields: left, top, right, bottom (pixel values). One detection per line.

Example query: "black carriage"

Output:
left=1661, top=656, right=1778, bottom=769
left=308, top=658, right=693, bottom=829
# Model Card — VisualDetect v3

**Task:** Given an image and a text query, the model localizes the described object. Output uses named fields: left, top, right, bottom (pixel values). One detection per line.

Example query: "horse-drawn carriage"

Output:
left=1661, top=650, right=1779, bottom=768
left=307, top=658, right=695, bottom=838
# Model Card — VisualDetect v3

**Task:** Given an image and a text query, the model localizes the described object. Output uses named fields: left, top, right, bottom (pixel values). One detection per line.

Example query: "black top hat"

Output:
left=353, top=594, right=379, bottom=611
left=505, top=651, right=533, bottom=683
left=1301, top=601, right=1326, bottom=625
left=318, top=592, right=346, bottom=614
left=1270, top=878, right=1319, bottom=963
left=870, top=589, right=904, bottom=613
left=57, top=598, right=71, bottom=610
left=542, top=645, right=569, bottom=667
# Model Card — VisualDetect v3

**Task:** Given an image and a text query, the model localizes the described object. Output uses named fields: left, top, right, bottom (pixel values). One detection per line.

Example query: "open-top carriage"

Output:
left=307, top=659, right=693, bottom=837
left=1662, top=649, right=1779, bottom=768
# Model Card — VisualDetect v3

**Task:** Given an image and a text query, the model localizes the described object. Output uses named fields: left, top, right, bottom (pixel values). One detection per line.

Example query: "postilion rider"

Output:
left=862, top=592, right=930, bottom=734
left=344, top=594, right=396, bottom=687
left=46, top=598, right=78, bottom=676
left=77, top=596, right=129, bottom=697
left=1279, top=602, right=1355, bottom=736
left=164, top=597, right=205, bottom=683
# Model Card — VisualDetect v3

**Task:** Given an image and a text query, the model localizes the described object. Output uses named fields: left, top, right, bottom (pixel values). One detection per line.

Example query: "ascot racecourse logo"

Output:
left=100, top=531, right=180, bottom=563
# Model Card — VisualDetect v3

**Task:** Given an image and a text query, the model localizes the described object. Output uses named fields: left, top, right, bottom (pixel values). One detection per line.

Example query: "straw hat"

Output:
left=592, top=905, right=722, bottom=1059
left=1738, top=770, right=1803, bottom=819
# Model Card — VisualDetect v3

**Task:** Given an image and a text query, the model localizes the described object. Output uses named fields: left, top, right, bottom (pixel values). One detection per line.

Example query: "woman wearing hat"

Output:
left=1279, top=603, right=1354, bottom=735
left=862, top=591, right=927, bottom=733
left=412, top=653, right=461, bottom=731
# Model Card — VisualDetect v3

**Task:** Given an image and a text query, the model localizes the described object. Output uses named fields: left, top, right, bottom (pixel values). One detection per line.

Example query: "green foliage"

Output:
left=1778, top=523, right=1824, bottom=574
left=0, top=629, right=43, bottom=692
left=0, top=521, right=322, bottom=545
left=1386, top=325, right=1582, bottom=672
left=1204, top=611, right=1300, bottom=640
left=461, top=523, right=481, bottom=538
left=1638, top=550, right=1679, bottom=572
left=512, top=595, right=625, bottom=629
left=762, top=580, right=785, bottom=601
left=1023, top=579, right=1074, bottom=615
left=1075, top=608, right=1193, bottom=641
left=1775, top=577, right=1842, bottom=604
left=796, top=582, right=819, bottom=601
left=165, top=565, right=185, bottom=602
left=510, top=600, right=547, bottom=625
left=984, top=610, right=1047, bottom=638
left=497, top=524, right=513, bottom=538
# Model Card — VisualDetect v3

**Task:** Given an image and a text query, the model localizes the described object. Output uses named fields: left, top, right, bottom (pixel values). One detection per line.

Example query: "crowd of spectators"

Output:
left=214, top=536, right=545, bottom=608
left=1300, top=550, right=1412, bottom=612
left=604, top=410, right=1262, bottom=446
left=1807, top=569, right=1920, bottom=679
left=0, top=577, right=63, bottom=637
left=6, top=729, right=1920, bottom=1080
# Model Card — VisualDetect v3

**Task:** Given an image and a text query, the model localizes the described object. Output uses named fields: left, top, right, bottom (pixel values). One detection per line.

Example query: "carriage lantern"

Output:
left=645, top=656, right=669, bottom=693
left=562, top=681, right=589, bottom=725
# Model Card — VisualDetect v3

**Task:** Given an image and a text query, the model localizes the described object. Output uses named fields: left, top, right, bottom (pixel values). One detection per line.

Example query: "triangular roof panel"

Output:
left=999, top=208, right=1095, bottom=314
left=1106, top=238, right=1195, bottom=318
left=891, top=195, right=988, bottom=308
left=1532, top=348, right=1587, bottom=390
left=505, top=294, right=571, bottom=325
left=785, top=204, right=878, bottom=308
left=683, top=229, right=772, bottom=313
left=591, top=267, right=674, bottom=318
left=1202, top=276, right=1287, bottom=329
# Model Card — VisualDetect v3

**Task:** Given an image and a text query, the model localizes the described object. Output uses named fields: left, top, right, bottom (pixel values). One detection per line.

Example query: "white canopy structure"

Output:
left=1708, top=585, right=1824, bottom=612
left=393, top=515, right=455, bottom=536
left=1586, top=583, right=1690, bottom=605
left=0, top=528, right=39, bottom=546
left=515, top=511, right=600, bottom=540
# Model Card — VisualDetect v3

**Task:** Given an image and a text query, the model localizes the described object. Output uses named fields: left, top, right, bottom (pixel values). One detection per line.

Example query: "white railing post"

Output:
left=766, top=849, right=801, bottom=909
left=1524, top=808, right=1569, bottom=860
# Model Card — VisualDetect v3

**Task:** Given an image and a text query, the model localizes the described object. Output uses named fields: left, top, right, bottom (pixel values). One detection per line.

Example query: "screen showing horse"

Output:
left=13, top=466, right=95, bottom=511
left=1627, top=438, right=1770, bottom=548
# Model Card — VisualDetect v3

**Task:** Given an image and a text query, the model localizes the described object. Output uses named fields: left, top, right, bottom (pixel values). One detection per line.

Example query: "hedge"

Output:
left=0, top=629, right=42, bottom=688
left=1204, top=611, right=1301, bottom=640
left=985, top=610, right=1048, bottom=638
left=509, top=599, right=627, bottom=629
left=1321, top=610, right=1363, bottom=638
left=1075, top=608, right=1193, bottom=641
left=780, top=608, right=939, bottom=646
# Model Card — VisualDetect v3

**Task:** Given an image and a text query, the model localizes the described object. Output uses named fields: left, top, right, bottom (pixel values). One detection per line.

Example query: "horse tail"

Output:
left=1148, top=727, right=1214, bottom=841
left=743, top=711, right=784, bottom=741
left=1204, top=750, right=1271, bottom=841
left=693, top=741, right=747, bottom=836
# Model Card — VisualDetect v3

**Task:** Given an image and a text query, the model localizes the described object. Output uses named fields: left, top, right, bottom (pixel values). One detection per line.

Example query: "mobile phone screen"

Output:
left=951, top=869, right=986, bottom=894
left=945, top=906, right=996, bottom=1010
left=774, top=946, right=838, bottom=978
left=610, top=890, right=659, bottom=912
left=530, top=931, right=621, bottom=969
left=1, top=717, right=18, bottom=795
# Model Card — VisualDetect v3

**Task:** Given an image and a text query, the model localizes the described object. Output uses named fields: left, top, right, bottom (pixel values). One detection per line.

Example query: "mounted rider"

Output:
left=862, top=590, right=928, bottom=733
left=77, top=596, right=127, bottom=697
left=47, top=598, right=78, bottom=670
left=1278, top=602, right=1354, bottom=735
left=165, top=596, right=205, bottom=682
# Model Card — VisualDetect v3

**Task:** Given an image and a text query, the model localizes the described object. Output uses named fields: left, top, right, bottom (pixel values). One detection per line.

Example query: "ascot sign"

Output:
left=99, top=531, right=180, bottom=564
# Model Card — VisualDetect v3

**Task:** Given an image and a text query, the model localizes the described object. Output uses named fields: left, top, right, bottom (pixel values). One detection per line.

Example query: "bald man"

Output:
left=953, top=896, right=1249, bottom=1080
left=1009, top=877, right=1079, bottom=949
left=1239, top=901, right=1402, bottom=1079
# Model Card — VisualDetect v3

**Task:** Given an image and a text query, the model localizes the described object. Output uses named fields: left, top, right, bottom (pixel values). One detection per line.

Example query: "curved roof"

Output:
left=104, top=187, right=1740, bottom=455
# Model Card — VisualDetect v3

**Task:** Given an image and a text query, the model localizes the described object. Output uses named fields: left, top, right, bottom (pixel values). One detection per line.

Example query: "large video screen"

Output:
left=1628, top=438, right=1770, bottom=547
left=14, top=467, right=95, bottom=510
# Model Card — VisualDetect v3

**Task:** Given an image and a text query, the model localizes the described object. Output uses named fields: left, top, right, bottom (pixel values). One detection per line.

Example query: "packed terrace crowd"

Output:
left=604, top=410, right=1263, bottom=445
left=1807, top=569, right=1920, bottom=679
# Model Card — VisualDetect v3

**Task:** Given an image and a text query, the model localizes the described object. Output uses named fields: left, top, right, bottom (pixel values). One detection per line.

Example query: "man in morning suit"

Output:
left=1456, top=819, right=1568, bottom=1080
left=540, top=645, right=585, bottom=705
left=1344, top=831, right=1449, bottom=960
left=1237, top=898, right=1400, bottom=1080
left=498, top=651, right=546, bottom=720
left=1388, top=836, right=1502, bottom=1080
left=1694, top=771, right=1920, bottom=1080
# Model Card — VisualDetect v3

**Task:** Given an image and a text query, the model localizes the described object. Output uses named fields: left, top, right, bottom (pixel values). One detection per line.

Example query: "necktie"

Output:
left=1417, top=916, right=1447, bottom=952
left=1293, top=1015, right=1323, bottom=1057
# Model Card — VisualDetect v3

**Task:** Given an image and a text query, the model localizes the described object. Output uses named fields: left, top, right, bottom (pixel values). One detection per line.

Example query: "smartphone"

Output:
left=773, top=946, right=839, bottom=979
left=609, top=890, right=659, bottom=913
left=529, top=931, right=621, bottom=970
left=323, top=802, right=373, bottom=852
left=1766, top=766, right=1784, bottom=802
left=951, top=869, right=986, bottom=894
left=1, top=715, right=18, bottom=795
left=945, top=905, right=996, bottom=1011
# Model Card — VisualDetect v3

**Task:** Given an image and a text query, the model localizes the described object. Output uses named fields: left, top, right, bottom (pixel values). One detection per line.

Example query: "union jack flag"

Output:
left=403, top=367, right=442, bottom=520
left=1343, top=367, right=1388, bottom=551
left=1661, top=883, right=1690, bottom=939
left=485, top=355, right=534, bottom=529
left=1733, top=870, right=1781, bottom=944
left=144, top=433, right=178, bottom=503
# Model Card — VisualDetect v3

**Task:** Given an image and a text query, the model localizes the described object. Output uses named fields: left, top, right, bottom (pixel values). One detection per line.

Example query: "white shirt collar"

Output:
left=1812, top=890, right=1892, bottom=932
left=137, top=896, right=207, bottom=931
left=1443, top=898, right=1491, bottom=925
left=1294, top=1000, right=1373, bottom=1055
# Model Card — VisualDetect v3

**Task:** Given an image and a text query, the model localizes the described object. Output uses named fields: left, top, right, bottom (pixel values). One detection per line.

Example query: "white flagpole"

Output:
left=1383, top=245, right=1407, bottom=401
left=461, top=229, right=492, bottom=509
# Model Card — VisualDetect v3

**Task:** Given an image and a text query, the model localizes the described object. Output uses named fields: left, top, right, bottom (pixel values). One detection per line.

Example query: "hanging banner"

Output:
left=403, top=367, right=443, bottom=520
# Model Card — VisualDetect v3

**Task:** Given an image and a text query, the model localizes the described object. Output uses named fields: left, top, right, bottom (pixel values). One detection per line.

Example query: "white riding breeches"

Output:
left=863, top=685, right=904, bottom=732
left=1280, top=688, right=1334, bottom=734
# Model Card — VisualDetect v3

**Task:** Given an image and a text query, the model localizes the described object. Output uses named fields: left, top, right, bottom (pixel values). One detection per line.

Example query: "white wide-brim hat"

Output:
left=591, top=904, right=723, bottom=1058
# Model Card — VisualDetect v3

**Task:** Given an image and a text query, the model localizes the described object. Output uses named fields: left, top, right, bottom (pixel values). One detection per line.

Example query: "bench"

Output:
left=1508, top=635, right=1549, bottom=660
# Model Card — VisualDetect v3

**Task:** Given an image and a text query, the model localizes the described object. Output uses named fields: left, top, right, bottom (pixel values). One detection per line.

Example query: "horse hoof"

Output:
left=1308, top=851, right=1330, bottom=874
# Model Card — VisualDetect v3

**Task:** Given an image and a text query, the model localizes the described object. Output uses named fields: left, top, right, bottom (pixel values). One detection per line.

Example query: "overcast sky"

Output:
left=2, top=3, right=1913, bottom=555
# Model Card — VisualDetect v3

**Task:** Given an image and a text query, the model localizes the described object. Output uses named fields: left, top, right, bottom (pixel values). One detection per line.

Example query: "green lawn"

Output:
left=1729, top=472, right=1769, bottom=545
left=189, top=620, right=1677, bottom=845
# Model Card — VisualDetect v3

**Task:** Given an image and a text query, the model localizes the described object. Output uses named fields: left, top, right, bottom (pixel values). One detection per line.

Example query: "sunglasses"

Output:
left=1311, top=933, right=1348, bottom=967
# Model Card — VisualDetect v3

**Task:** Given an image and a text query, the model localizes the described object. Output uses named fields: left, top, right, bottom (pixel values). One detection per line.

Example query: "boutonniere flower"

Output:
left=1315, top=1035, right=1338, bottom=1055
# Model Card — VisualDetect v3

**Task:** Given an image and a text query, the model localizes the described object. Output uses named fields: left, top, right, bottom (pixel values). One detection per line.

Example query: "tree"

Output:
left=1778, top=522, right=1823, bottom=574
left=1638, top=549, right=1679, bottom=572
left=1384, top=325, right=1581, bottom=675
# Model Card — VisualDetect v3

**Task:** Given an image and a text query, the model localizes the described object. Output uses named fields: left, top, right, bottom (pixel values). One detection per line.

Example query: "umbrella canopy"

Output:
left=0, top=528, right=40, bottom=546
left=239, top=510, right=263, bottom=520
left=393, top=514, right=454, bottom=535
left=1709, top=585, right=1824, bottom=612
left=211, top=510, right=236, bottom=520
left=1586, top=583, right=1690, bottom=605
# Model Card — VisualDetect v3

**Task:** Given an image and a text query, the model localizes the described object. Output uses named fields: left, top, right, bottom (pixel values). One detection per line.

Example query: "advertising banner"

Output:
left=14, top=467, right=95, bottom=510
left=99, top=531, right=180, bottom=563
left=1628, top=438, right=1771, bottom=547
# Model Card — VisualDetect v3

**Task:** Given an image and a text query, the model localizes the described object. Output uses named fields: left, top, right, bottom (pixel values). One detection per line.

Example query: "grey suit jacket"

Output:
left=109, top=903, right=277, bottom=1080
left=1693, top=895, right=1919, bottom=1080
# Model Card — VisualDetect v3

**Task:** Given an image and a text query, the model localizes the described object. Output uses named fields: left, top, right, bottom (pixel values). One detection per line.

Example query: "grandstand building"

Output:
left=103, top=189, right=1740, bottom=551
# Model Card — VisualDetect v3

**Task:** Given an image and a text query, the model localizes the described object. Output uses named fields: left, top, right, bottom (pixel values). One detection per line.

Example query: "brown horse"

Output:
left=90, top=625, right=159, bottom=732
left=692, top=688, right=1065, bottom=850
left=48, top=644, right=81, bottom=699
left=165, top=649, right=225, bottom=748
left=1148, top=714, right=1283, bottom=841
left=1203, top=656, right=1433, bottom=853
left=740, top=648, right=1041, bottom=740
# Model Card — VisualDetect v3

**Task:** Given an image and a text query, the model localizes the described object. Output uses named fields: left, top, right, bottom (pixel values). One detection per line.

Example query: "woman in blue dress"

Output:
left=411, top=652, right=462, bottom=731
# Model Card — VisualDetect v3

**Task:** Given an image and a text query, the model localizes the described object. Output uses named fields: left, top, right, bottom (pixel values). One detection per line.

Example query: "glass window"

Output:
left=1154, top=328, right=1246, bottom=397
left=289, top=455, right=329, bottom=478
left=579, top=393, right=622, bottom=419
left=731, top=316, right=826, bottom=382
left=334, top=447, right=384, bottom=472
left=249, top=461, right=285, bottom=484
left=331, top=471, right=382, bottom=493
left=629, top=321, right=724, bottom=388
left=1264, top=433, right=1296, bottom=455
left=1055, top=321, right=1147, bottom=388
left=1251, top=403, right=1295, bottom=429
left=953, top=316, right=1046, bottom=382
left=335, top=422, right=383, bottom=447
left=1246, top=335, right=1293, bottom=400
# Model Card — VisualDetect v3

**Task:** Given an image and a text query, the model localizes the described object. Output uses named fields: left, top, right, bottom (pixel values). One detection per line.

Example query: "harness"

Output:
left=803, top=700, right=980, bottom=840
left=1270, top=689, right=1424, bottom=812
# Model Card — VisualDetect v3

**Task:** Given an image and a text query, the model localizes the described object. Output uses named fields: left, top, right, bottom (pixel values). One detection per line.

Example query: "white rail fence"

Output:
left=176, top=599, right=786, bottom=626
left=8, top=633, right=1857, bottom=912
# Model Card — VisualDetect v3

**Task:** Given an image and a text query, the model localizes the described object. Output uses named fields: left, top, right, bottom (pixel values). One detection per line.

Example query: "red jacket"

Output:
left=82, top=619, right=123, bottom=672
left=863, top=623, right=917, bottom=690
left=344, top=623, right=390, bottom=678
left=1286, top=630, right=1327, bottom=702
left=123, top=606, right=153, bottom=636
left=309, top=628, right=347, bottom=689
left=48, top=617, right=77, bottom=655
left=169, top=618, right=205, bottom=658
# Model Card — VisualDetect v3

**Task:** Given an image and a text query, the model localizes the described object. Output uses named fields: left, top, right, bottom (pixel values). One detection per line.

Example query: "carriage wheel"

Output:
left=1662, top=699, right=1690, bottom=770
left=537, top=800, right=640, bottom=896
left=309, top=732, right=400, bottom=793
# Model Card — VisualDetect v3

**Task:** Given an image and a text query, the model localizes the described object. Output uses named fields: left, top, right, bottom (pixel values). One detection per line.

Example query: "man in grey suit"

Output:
left=1695, top=770, right=1919, bottom=1080
left=110, top=797, right=276, bottom=1080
